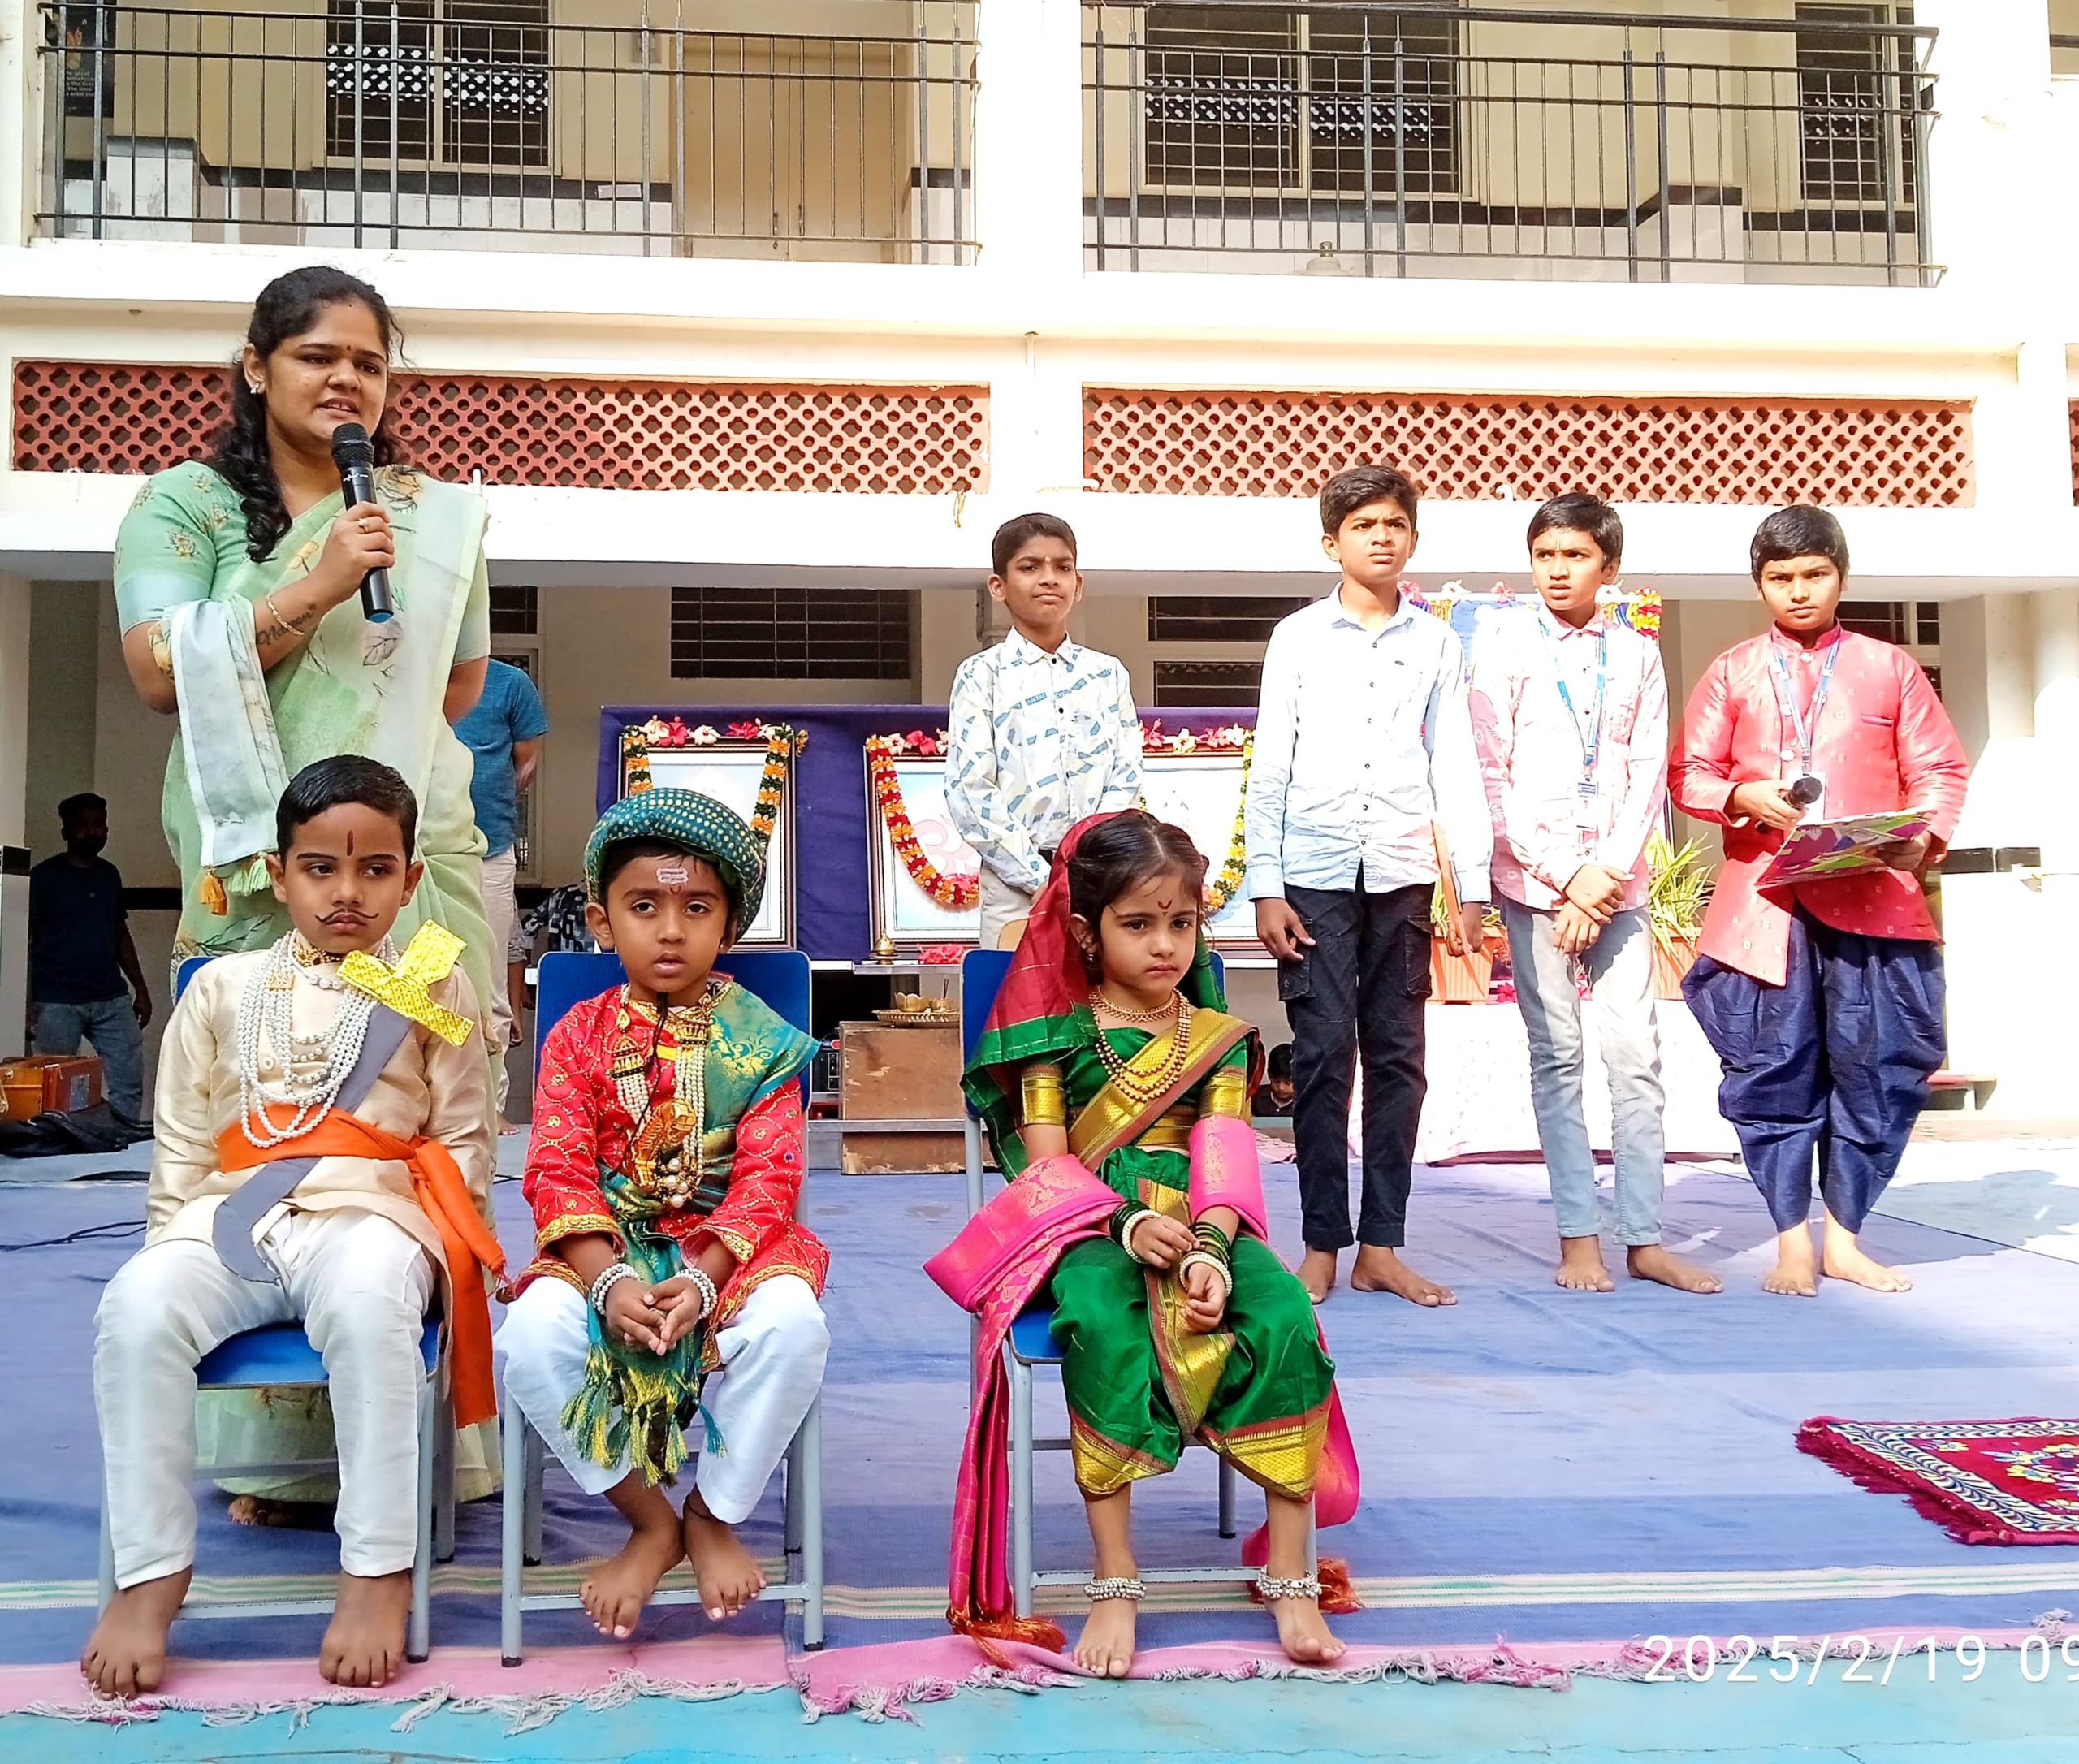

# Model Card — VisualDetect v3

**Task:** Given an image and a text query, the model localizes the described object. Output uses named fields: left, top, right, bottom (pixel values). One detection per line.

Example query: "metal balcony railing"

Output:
left=1085, top=2, right=1939, bottom=286
left=38, top=2, right=975, bottom=262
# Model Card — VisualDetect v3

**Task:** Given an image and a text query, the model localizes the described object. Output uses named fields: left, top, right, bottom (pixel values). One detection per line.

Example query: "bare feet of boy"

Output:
left=1265, top=1588, right=1346, bottom=1665
left=1074, top=1594, right=1138, bottom=1679
left=581, top=1509, right=684, bottom=1640
left=320, top=1568, right=411, bottom=1687
left=227, top=1495, right=333, bottom=1529
left=1296, top=1248, right=1338, bottom=1304
left=1626, top=1244, right=1723, bottom=1295
left=81, top=1568, right=188, bottom=1697
left=1554, top=1236, right=1615, bottom=1291
left=1822, top=1238, right=1913, bottom=1293
left=1763, top=1226, right=1819, bottom=1297
left=681, top=1491, right=766, bottom=1621
left=498, top=1115, right=521, bottom=1136
left=1351, top=1245, right=1456, bottom=1307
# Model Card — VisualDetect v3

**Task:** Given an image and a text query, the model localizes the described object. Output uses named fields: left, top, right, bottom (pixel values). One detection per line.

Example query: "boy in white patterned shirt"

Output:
left=946, top=514, right=1143, bottom=948
left=1468, top=492, right=1719, bottom=1297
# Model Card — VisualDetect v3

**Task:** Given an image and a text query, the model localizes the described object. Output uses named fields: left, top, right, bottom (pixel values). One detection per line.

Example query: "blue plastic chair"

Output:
left=96, top=956, right=451, bottom=1662
left=960, top=949, right=1263, bottom=1620
left=499, top=948, right=824, bottom=1661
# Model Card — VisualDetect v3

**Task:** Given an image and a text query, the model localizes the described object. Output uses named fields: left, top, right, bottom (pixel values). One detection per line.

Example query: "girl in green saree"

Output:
left=112, top=266, right=500, bottom=1508
left=953, top=811, right=1356, bottom=1677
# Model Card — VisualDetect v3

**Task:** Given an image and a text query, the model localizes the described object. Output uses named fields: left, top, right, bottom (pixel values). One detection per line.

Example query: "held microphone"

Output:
left=329, top=422, right=394, bottom=624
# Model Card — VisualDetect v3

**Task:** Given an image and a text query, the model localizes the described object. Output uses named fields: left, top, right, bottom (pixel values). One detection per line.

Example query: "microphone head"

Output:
left=330, top=422, right=374, bottom=469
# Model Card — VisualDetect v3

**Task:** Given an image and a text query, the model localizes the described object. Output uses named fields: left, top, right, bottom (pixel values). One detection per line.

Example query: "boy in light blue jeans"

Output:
left=1468, top=494, right=1720, bottom=1296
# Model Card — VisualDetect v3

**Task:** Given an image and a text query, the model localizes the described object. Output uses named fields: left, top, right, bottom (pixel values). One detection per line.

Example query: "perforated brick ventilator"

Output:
left=1083, top=388, right=1974, bottom=508
left=12, top=363, right=991, bottom=497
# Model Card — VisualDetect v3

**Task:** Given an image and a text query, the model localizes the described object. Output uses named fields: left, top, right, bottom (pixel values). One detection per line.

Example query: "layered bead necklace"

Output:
left=236, top=931, right=397, bottom=1148
left=1089, top=985, right=1192, bottom=1106
left=615, top=979, right=726, bottom=1210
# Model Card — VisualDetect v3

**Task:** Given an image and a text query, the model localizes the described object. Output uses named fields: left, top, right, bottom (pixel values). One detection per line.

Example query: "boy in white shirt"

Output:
left=945, top=514, right=1143, bottom=948
left=1469, top=493, right=1720, bottom=1296
left=1245, top=465, right=1490, bottom=1308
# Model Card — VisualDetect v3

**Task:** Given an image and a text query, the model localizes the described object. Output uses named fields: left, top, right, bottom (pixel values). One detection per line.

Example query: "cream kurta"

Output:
left=150, top=950, right=495, bottom=1273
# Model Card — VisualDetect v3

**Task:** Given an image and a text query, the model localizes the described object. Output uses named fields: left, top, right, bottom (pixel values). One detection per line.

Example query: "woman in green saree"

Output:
left=112, top=266, right=500, bottom=1506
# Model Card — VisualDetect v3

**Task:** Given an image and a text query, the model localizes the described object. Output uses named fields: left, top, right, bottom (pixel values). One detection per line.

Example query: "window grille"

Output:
left=668, top=586, right=913, bottom=681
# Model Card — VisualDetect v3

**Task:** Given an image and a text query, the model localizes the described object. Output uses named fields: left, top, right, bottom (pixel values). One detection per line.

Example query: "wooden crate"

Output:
left=838, top=1019, right=963, bottom=1174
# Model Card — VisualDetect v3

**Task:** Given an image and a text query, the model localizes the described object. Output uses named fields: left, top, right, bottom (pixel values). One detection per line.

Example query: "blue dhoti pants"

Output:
left=1684, top=907, right=1946, bottom=1233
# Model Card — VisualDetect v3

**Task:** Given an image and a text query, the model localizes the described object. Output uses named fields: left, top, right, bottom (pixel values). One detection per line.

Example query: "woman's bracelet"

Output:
left=588, top=1260, right=640, bottom=1317
left=1192, top=1219, right=1233, bottom=1267
left=684, top=1265, right=720, bottom=1324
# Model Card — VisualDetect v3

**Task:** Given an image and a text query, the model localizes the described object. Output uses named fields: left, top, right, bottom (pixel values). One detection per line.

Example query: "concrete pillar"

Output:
left=970, top=0, right=1083, bottom=293
left=0, top=572, right=29, bottom=1057
left=2030, top=588, right=2079, bottom=873
left=0, top=0, right=44, bottom=249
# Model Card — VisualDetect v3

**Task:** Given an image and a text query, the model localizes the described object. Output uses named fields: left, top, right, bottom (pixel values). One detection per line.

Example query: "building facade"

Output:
left=2, top=0, right=2077, bottom=1113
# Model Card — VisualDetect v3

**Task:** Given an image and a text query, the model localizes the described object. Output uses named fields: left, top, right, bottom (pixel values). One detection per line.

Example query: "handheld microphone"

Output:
left=329, top=422, right=394, bottom=624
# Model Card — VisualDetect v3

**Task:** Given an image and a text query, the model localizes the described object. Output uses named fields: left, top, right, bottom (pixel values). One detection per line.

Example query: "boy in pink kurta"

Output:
left=1671, top=508, right=1969, bottom=1297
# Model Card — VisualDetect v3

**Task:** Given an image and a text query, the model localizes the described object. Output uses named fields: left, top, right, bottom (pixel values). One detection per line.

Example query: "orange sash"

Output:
left=217, top=1108, right=506, bottom=1428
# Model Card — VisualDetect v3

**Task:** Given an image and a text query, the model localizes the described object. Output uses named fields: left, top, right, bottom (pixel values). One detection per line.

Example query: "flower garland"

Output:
left=1204, top=736, right=1253, bottom=913
left=619, top=719, right=804, bottom=847
left=865, top=733, right=980, bottom=910
left=1140, top=720, right=1251, bottom=755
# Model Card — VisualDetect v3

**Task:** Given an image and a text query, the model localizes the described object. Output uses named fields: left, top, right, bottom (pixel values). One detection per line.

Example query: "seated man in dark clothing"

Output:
left=1252, top=1042, right=1296, bottom=1118
left=28, top=793, right=152, bottom=1122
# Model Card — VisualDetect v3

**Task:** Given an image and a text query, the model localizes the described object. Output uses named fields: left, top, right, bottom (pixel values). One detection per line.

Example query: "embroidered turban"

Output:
left=583, top=788, right=766, bottom=927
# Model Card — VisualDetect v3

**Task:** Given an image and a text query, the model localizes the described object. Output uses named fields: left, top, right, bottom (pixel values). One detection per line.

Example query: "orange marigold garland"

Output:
left=619, top=720, right=803, bottom=846
left=1204, top=736, right=1252, bottom=914
left=866, top=734, right=981, bottom=911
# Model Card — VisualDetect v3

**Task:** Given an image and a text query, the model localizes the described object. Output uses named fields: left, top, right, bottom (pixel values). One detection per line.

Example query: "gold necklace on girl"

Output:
left=1089, top=986, right=1192, bottom=1105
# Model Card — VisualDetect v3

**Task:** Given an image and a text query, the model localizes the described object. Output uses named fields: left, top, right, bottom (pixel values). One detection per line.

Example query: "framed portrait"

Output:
left=624, top=742, right=796, bottom=948
left=1138, top=752, right=1259, bottom=949
left=865, top=751, right=983, bottom=948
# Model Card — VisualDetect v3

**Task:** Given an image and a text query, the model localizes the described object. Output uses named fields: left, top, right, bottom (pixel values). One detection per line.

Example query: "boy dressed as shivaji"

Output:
left=495, top=789, right=830, bottom=1642
left=85, top=757, right=502, bottom=1697
left=1673, top=508, right=1969, bottom=1297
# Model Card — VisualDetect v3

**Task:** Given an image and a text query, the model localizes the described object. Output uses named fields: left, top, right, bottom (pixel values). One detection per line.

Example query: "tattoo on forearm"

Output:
left=256, top=594, right=319, bottom=647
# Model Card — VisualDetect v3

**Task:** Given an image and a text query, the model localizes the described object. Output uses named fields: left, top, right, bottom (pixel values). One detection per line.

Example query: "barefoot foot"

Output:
left=497, top=1115, right=521, bottom=1137
left=1554, top=1236, right=1615, bottom=1292
left=1626, top=1243, right=1723, bottom=1295
left=1296, top=1248, right=1338, bottom=1305
left=579, top=1511, right=684, bottom=1640
left=1822, top=1239, right=1913, bottom=1293
left=1350, top=1245, right=1456, bottom=1306
left=319, top=1569, right=411, bottom=1688
left=1762, top=1226, right=1819, bottom=1297
left=81, top=1569, right=189, bottom=1698
left=681, top=1493, right=766, bottom=1622
left=227, top=1494, right=334, bottom=1529
left=1262, top=1580, right=1345, bottom=1665
left=1073, top=1592, right=1139, bottom=1678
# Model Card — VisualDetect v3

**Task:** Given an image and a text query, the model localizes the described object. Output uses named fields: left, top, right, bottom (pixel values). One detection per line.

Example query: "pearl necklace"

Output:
left=1091, top=988, right=1192, bottom=1107
left=236, top=931, right=398, bottom=1148
left=616, top=981, right=726, bottom=1210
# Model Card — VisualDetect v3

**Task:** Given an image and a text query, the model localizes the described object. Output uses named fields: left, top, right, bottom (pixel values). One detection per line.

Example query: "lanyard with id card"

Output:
left=1545, top=624, right=1608, bottom=849
left=1769, top=642, right=1839, bottom=823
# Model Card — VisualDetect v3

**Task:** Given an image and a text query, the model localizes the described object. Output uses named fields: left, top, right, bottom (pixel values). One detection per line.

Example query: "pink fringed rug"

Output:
left=1798, top=1416, right=2079, bottom=1546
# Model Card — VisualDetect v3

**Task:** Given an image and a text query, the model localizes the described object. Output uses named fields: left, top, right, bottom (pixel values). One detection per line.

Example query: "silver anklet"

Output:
left=1255, top=1571, right=1321, bottom=1602
left=1083, top=1575, right=1146, bottom=1602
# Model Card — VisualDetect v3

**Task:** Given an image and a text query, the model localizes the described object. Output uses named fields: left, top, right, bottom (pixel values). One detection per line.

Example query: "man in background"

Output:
left=28, top=793, right=152, bottom=1122
left=455, top=656, right=548, bottom=1130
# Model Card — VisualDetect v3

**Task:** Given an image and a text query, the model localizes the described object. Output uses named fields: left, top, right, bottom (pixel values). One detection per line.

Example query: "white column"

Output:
left=0, top=0, right=44, bottom=249
left=0, top=572, right=29, bottom=1057
left=2030, top=589, right=2079, bottom=874
left=970, top=0, right=1084, bottom=291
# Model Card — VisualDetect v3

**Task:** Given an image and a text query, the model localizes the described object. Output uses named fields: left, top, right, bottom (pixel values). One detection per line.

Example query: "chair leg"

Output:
left=97, top=1488, right=115, bottom=1614
left=433, top=1384, right=457, bottom=1564
left=500, top=1366, right=529, bottom=1668
left=1009, top=1353, right=1035, bottom=1621
left=408, top=1375, right=435, bottom=1664
left=782, top=1424, right=804, bottom=1558
left=797, top=1394, right=824, bottom=1651
left=523, top=1426, right=546, bottom=1567
left=1217, top=1455, right=1238, bottom=1540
